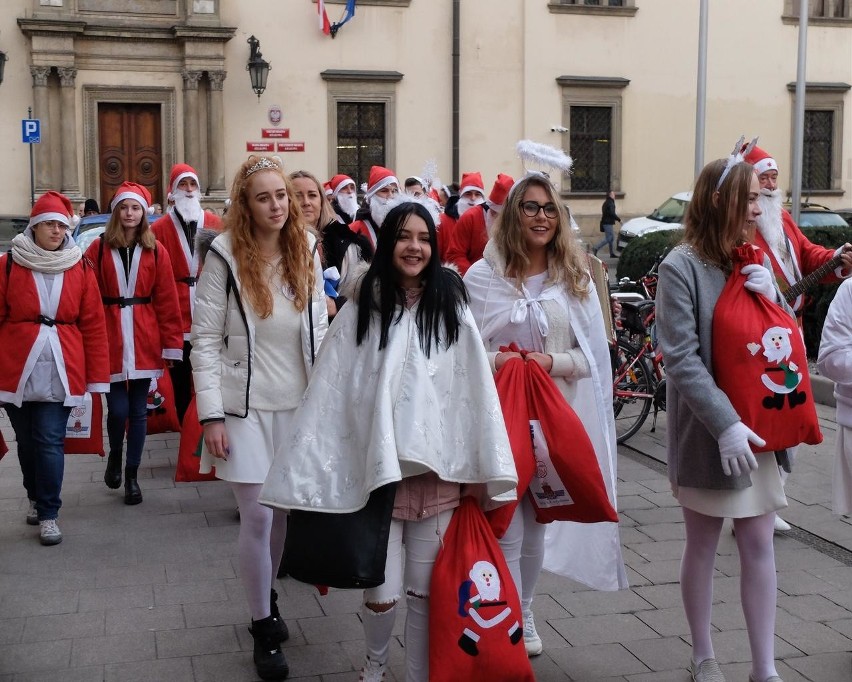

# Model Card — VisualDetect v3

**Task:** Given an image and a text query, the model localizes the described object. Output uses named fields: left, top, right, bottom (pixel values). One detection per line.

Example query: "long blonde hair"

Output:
left=288, top=170, right=337, bottom=232
left=224, top=156, right=314, bottom=317
left=103, top=201, right=156, bottom=249
left=491, top=174, right=590, bottom=298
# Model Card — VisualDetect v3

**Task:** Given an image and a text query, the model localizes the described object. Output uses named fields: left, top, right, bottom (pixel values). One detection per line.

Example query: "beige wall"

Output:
left=1, top=0, right=850, bottom=238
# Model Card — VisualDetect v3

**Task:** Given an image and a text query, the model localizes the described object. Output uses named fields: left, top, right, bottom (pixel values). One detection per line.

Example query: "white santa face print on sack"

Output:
left=456, top=560, right=523, bottom=657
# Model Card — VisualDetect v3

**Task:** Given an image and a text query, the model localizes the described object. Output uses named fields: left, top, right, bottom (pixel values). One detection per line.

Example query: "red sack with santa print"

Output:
left=174, top=396, right=217, bottom=482
left=712, top=244, right=822, bottom=451
left=429, top=496, right=534, bottom=682
left=145, top=369, right=181, bottom=435
left=64, top=392, right=105, bottom=456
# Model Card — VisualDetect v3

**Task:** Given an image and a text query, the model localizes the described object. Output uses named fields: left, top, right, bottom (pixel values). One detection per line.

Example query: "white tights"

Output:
left=499, top=497, right=546, bottom=614
left=231, top=482, right=288, bottom=621
left=681, top=507, right=779, bottom=681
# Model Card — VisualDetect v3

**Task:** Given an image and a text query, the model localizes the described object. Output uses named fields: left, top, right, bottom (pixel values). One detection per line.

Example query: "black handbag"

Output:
left=282, top=482, right=398, bottom=589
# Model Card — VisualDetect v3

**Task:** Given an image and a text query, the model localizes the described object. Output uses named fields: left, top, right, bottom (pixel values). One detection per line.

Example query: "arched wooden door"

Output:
left=97, top=103, right=162, bottom=210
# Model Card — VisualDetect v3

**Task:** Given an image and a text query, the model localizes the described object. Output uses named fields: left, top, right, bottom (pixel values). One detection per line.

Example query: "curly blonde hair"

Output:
left=224, top=156, right=314, bottom=317
left=491, top=174, right=590, bottom=299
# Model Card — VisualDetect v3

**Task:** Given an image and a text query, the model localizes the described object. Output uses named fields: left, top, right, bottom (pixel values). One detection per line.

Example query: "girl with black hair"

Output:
left=261, top=197, right=517, bottom=682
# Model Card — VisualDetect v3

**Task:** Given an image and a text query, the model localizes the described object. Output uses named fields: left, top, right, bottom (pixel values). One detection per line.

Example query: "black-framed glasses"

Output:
left=520, top=201, right=559, bottom=219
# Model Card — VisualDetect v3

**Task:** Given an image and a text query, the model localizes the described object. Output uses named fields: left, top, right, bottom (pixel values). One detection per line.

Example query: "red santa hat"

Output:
left=743, top=144, right=778, bottom=176
left=168, top=163, right=200, bottom=196
left=28, top=191, right=73, bottom=230
left=362, top=166, right=399, bottom=200
left=323, top=181, right=333, bottom=197
left=110, top=181, right=152, bottom=213
left=329, top=174, right=356, bottom=198
left=488, top=173, right=515, bottom=209
left=459, top=172, right=485, bottom=198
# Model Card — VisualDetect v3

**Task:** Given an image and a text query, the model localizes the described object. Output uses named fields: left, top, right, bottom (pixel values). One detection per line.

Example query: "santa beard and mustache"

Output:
left=456, top=197, right=485, bottom=218
left=336, top=191, right=359, bottom=221
left=172, top=189, right=204, bottom=224
left=756, top=188, right=785, bottom=255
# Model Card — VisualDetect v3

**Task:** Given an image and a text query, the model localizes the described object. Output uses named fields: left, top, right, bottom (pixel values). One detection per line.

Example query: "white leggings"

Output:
left=498, top=496, right=546, bottom=614
left=362, top=509, right=453, bottom=682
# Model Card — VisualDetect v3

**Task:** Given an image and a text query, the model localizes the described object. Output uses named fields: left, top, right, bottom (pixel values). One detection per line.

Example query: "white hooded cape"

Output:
left=259, top=294, right=518, bottom=514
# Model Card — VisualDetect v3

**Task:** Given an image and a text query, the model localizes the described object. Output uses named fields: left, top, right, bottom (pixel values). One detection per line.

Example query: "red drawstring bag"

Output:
left=174, top=396, right=217, bottom=482
left=524, top=359, right=618, bottom=524
left=64, top=392, right=105, bottom=456
left=485, top=357, right=535, bottom=538
left=429, top=496, right=534, bottom=682
left=712, top=244, right=822, bottom=452
left=145, top=369, right=181, bottom=435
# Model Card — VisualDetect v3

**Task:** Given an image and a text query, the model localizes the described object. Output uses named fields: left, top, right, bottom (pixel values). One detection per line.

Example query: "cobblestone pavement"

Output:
left=1, top=400, right=851, bottom=681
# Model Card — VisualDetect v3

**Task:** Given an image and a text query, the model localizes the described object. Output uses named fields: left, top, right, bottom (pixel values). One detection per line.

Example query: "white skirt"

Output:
left=200, top=408, right=296, bottom=484
left=834, top=426, right=852, bottom=516
left=674, top=451, right=787, bottom=519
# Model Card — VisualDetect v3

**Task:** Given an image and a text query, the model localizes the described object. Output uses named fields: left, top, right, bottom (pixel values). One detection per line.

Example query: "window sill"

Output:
left=548, top=4, right=638, bottom=17
left=782, top=15, right=852, bottom=27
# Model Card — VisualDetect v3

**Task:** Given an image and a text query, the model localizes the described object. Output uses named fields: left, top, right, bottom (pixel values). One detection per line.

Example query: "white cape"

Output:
left=259, top=299, right=518, bottom=514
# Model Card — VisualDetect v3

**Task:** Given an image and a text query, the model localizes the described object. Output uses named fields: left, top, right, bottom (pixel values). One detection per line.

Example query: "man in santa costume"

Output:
left=327, top=173, right=359, bottom=225
left=151, top=164, right=222, bottom=423
left=446, top=173, right=514, bottom=275
left=745, top=143, right=852, bottom=531
left=0, top=191, right=109, bottom=545
left=438, top=172, right=486, bottom=261
left=349, top=165, right=400, bottom=248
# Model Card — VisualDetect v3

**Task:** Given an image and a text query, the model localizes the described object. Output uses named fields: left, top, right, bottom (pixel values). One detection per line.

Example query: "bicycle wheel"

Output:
left=611, top=338, right=654, bottom=444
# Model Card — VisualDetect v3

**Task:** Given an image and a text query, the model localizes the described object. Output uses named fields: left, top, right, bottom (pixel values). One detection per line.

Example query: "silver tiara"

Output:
left=715, top=135, right=758, bottom=190
left=244, top=157, right=280, bottom=178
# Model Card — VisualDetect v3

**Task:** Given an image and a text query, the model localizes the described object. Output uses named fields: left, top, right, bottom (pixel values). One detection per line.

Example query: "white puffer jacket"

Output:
left=190, top=232, right=328, bottom=422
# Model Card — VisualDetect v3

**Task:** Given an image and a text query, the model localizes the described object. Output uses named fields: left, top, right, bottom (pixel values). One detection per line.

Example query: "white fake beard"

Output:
left=337, top=192, right=359, bottom=220
left=173, top=190, right=204, bottom=224
left=756, top=189, right=785, bottom=255
left=456, top=198, right=483, bottom=217
left=369, top=196, right=392, bottom=227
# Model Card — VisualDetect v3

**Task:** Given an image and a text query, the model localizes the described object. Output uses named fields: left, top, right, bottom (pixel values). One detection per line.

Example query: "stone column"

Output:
left=181, top=70, right=203, bottom=170
left=30, top=65, right=53, bottom=192
left=57, top=67, right=80, bottom=196
left=207, top=70, right=226, bottom=193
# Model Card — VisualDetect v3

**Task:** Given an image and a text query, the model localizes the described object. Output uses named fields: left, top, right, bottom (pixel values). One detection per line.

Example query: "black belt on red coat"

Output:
left=178, top=276, right=198, bottom=286
left=102, top=296, right=152, bottom=308
left=36, top=314, right=71, bottom=327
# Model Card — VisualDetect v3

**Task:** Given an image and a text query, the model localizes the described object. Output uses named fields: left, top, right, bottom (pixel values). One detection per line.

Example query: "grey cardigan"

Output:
left=657, top=244, right=786, bottom=491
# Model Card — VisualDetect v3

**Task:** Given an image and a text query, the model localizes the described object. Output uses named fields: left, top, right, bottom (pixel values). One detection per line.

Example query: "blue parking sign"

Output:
left=22, top=119, right=41, bottom=144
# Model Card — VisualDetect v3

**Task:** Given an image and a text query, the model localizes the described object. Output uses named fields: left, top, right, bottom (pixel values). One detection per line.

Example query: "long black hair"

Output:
left=356, top=201, right=468, bottom=357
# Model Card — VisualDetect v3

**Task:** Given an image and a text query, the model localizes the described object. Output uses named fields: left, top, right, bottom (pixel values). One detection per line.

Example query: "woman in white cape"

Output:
left=463, top=173, right=628, bottom=658
left=261, top=196, right=517, bottom=682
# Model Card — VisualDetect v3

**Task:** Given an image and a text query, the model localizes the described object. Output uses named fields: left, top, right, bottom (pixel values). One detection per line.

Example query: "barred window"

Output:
left=803, top=110, right=833, bottom=191
left=337, top=102, right=386, bottom=190
left=550, top=0, right=636, bottom=14
left=570, top=106, right=612, bottom=192
left=782, top=0, right=852, bottom=25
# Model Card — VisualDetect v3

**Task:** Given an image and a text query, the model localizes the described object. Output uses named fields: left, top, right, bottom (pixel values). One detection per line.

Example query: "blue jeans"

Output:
left=7, top=401, right=72, bottom=521
left=594, top=224, right=616, bottom=256
left=106, top=378, right=150, bottom=468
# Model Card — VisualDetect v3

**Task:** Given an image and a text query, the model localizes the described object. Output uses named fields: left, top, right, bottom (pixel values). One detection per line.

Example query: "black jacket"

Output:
left=601, top=196, right=620, bottom=226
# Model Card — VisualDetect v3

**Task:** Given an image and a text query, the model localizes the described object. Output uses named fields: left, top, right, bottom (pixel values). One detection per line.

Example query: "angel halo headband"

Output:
left=715, top=135, right=758, bottom=190
left=244, top=157, right=281, bottom=179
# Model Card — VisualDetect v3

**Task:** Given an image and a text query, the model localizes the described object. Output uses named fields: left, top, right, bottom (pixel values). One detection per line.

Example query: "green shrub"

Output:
left=614, top=225, right=852, bottom=359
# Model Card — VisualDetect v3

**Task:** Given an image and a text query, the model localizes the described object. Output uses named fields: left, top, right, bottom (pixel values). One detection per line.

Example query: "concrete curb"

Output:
left=811, top=372, right=836, bottom=408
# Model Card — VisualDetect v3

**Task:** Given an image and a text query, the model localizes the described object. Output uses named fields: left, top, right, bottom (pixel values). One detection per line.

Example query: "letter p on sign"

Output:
left=22, top=119, right=41, bottom=144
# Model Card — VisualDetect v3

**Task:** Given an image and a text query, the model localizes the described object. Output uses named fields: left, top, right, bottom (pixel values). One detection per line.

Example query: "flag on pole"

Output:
left=330, top=0, right=356, bottom=38
left=318, top=0, right=331, bottom=35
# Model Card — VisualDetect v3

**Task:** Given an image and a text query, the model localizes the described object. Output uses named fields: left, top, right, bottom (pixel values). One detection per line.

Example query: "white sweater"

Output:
left=817, top=278, right=852, bottom=428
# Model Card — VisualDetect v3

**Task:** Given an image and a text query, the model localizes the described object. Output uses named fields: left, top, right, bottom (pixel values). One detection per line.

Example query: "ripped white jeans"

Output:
left=362, top=509, right=453, bottom=682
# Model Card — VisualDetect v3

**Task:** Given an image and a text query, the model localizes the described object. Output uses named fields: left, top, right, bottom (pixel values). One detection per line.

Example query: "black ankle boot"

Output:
left=249, top=615, right=290, bottom=680
left=270, top=588, right=289, bottom=642
left=104, top=452, right=122, bottom=489
left=124, top=466, right=142, bottom=505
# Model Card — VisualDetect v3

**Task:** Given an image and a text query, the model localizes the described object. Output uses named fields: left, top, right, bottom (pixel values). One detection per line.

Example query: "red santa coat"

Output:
left=85, top=238, right=184, bottom=383
left=0, top=255, right=109, bottom=407
left=753, top=209, right=838, bottom=316
left=437, top=213, right=457, bottom=262
left=446, top=205, right=487, bottom=275
left=151, top=209, right=222, bottom=339
left=349, top=218, right=377, bottom=249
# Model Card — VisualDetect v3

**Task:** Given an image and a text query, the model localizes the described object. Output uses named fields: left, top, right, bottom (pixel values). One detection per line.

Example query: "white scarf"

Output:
left=11, top=233, right=82, bottom=274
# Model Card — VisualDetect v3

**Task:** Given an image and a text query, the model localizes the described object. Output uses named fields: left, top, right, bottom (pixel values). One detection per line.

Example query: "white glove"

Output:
left=717, top=422, right=763, bottom=477
left=741, top=264, right=777, bottom=302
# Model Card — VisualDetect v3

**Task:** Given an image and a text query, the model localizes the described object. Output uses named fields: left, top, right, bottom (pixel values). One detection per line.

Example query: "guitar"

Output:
left=782, top=252, right=843, bottom=305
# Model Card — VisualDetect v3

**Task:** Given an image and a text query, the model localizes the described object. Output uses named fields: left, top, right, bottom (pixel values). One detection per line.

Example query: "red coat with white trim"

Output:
left=85, top=238, right=184, bottom=383
left=151, top=209, right=222, bottom=338
left=437, top=213, right=457, bottom=262
left=446, top=205, right=487, bottom=275
left=349, top=218, right=378, bottom=249
left=753, top=209, right=838, bottom=316
left=0, top=254, right=109, bottom=406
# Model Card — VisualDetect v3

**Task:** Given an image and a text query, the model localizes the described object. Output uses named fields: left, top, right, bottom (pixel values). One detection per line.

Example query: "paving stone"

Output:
left=635, top=606, right=691, bottom=637
left=775, top=617, right=852, bottom=655
left=776, top=568, right=837, bottom=596
left=94, top=564, right=167, bottom=589
left=628, top=539, right=686, bottom=562
left=0, top=589, right=79, bottom=618
left=785, top=651, right=852, bottom=681
left=546, top=642, right=649, bottom=678
left=153, top=580, right=230, bottom=606
left=104, top=657, right=194, bottom=682
left=777, top=593, right=852, bottom=623
left=155, top=625, right=240, bottom=658
left=22, top=611, right=105, bottom=642
left=78, top=585, right=154, bottom=612
left=183, top=599, right=250, bottom=629
left=550, top=613, right=659, bottom=647
left=190, top=652, right=261, bottom=682
left=70, top=632, right=156, bottom=667
left=284, top=642, right=357, bottom=677
left=553, top=587, right=655, bottom=617
left=622, top=635, right=692, bottom=671
left=164, top=559, right=235, bottom=584
left=0, top=639, right=71, bottom=674
left=635, top=522, right=684, bottom=542
left=11, top=667, right=105, bottom=682
left=104, top=604, right=185, bottom=634
left=298, top=613, right=364, bottom=645
left=0, top=617, right=24, bottom=645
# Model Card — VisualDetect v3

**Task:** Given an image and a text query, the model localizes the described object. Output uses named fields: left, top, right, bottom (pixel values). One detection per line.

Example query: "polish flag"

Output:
left=318, top=0, right=331, bottom=35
